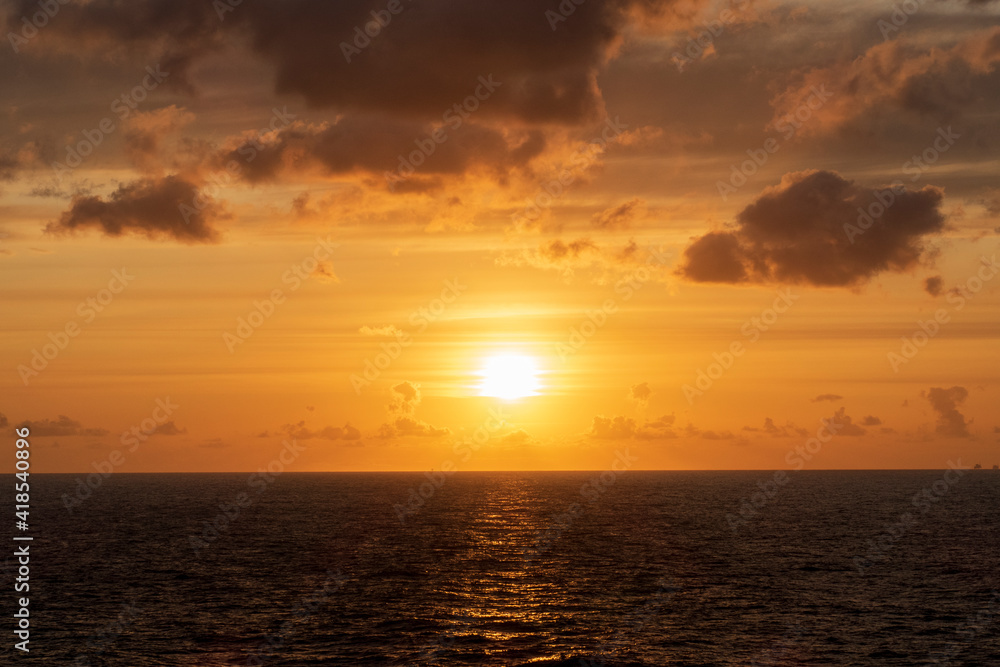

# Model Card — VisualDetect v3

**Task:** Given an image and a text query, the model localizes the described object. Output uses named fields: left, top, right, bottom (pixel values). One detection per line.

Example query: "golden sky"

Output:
left=2, top=0, right=999, bottom=472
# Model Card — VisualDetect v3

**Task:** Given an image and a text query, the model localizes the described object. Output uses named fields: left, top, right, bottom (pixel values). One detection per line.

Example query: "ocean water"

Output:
left=3, top=470, right=999, bottom=666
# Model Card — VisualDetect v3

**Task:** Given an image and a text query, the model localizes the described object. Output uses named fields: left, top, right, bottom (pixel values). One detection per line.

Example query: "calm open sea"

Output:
left=3, top=471, right=999, bottom=665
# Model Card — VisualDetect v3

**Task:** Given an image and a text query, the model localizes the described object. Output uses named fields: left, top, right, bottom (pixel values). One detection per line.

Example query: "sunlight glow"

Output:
left=478, top=354, right=541, bottom=400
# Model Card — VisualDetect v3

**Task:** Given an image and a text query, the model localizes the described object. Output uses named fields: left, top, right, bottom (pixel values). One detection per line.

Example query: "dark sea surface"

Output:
left=3, top=471, right=999, bottom=666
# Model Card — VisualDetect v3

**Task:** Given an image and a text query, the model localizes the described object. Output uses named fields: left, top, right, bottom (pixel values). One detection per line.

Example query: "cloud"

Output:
left=769, top=27, right=1000, bottom=135
left=230, top=0, right=645, bottom=125
left=591, top=413, right=678, bottom=439
left=389, top=381, right=421, bottom=414
left=924, top=386, right=972, bottom=437
left=698, top=429, right=736, bottom=440
left=379, top=381, right=450, bottom=438
left=378, top=417, right=450, bottom=439
left=16, top=415, right=108, bottom=437
left=860, top=415, right=882, bottom=427
left=123, top=105, right=195, bottom=174
left=628, top=382, right=652, bottom=406
left=499, top=429, right=533, bottom=446
left=679, top=171, right=946, bottom=287
left=590, top=415, right=637, bottom=439
left=154, top=421, right=187, bottom=436
left=638, top=414, right=678, bottom=439
left=528, top=238, right=599, bottom=263
left=924, top=275, right=945, bottom=297
left=211, top=117, right=547, bottom=187
left=0, top=151, right=18, bottom=181
left=3, top=0, right=717, bottom=126
left=45, top=176, right=223, bottom=243
left=280, top=421, right=362, bottom=441
left=2, top=0, right=229, bottom=92
left=312, top=261, right=339, bottom=284
left=0, top=141, right=38, bottom=181
left=0, top=413, right=7, bottom=428
left=974, top=187, right=1000, bottom=216
left=812, top=394, right=843, bottom=402
left=743, top=417, right=807, bottom=438
left=199, top=438, right=228, bottom=449
left=592, top=198, right=643, bottom=229
left=497, top=237, right=604, bottom=277
left=497, top=237, right=669, bottom=284
left=829, top=407, right=866, bottom=437
left=359, top=325, right=404, bottom=337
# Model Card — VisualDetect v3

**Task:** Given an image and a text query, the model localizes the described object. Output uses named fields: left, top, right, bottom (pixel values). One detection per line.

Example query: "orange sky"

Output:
left=2, top=0, right=999, bottom=472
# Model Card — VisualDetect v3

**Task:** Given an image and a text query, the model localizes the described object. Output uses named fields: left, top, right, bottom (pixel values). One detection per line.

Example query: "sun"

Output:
left=478, top=354, right=541, bottom=400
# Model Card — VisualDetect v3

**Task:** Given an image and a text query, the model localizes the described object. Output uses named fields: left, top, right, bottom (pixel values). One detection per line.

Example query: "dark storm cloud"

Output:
left=770, top=27, right=1000, bottom=134
left=5, top=0, right=704, bottom=125
left=4, top=0, right=224, bottom=91
left=45, top=176, right=222, bottom=243
left=679, top=171, right=946, bottom=287
left=0, top=152, right=17, bottom=181
left=214, top=117, right=546, bottom=184
left=237, top=0, right=632, bottom=124
left=924, top=386, right=972, bottom=437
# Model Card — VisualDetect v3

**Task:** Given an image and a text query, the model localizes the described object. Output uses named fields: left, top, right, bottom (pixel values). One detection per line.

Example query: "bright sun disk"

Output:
left=478, top=354, right=540, bottom=399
